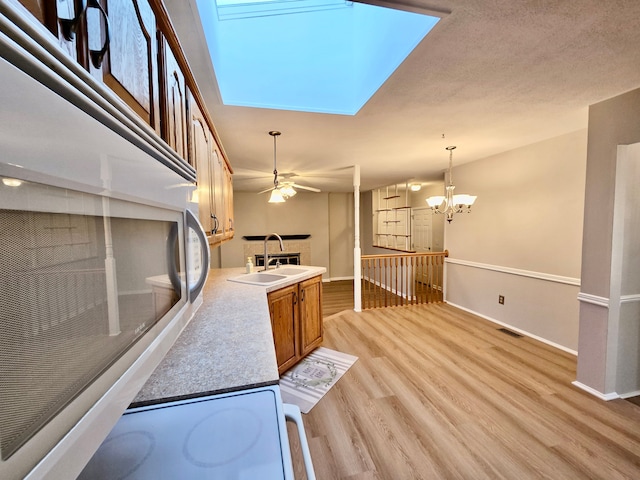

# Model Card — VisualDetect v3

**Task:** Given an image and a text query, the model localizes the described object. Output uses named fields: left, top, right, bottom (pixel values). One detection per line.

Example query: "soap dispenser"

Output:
left=246, top=256, right=254, bottom=274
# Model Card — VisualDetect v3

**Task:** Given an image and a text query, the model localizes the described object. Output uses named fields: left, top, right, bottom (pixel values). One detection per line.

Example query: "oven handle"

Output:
left=283, top=403, right=316, bottom=480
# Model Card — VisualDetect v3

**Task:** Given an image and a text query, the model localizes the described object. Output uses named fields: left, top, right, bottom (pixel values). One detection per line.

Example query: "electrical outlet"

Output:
left=498, top=295, right=505, bottom=305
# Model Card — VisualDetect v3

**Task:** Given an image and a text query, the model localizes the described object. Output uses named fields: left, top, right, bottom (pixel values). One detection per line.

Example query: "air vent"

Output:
left=498, top=328, right=522, bottom=338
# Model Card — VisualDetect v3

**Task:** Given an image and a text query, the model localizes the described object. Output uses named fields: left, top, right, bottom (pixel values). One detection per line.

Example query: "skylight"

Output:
left=197, top=0, right=440, bottom=115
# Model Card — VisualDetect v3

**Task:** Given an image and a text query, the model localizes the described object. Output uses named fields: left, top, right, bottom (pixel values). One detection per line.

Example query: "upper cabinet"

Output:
left=161, top=37, right=188, bottom=158
left=189, top=91, right=234, bottom=245
left=86, top=0, right=161, bottom=133
left=11, top=0, right=234, bottom=247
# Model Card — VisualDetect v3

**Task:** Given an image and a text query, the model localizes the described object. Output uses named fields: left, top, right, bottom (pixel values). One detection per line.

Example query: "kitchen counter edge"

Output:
left=131, top=265, right=326, bottom=405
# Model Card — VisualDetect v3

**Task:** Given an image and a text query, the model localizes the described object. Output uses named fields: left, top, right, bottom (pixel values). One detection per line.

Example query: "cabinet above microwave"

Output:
left=0, top=0, right=234, bottom=246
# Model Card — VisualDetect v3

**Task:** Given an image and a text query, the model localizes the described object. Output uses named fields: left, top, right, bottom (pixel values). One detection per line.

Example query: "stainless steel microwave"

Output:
left=0, top=5, right=209, bottom=477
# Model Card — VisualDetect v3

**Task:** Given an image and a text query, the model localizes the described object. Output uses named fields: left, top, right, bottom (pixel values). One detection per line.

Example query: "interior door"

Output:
left=412, top=207, right=432, bottom=252
left=411, top=207, right=433, bottom=284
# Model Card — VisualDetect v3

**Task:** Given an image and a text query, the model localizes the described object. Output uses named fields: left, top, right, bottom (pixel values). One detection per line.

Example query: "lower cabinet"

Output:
left=267, top=275, right=323, bottom=375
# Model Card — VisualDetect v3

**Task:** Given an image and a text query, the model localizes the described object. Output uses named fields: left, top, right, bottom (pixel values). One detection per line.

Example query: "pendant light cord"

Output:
left=270, top=131, right=281, bottom=189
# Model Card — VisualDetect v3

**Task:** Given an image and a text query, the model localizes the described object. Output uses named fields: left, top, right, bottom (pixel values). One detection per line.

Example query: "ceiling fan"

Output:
left=259, top=131, right=321, bottom=202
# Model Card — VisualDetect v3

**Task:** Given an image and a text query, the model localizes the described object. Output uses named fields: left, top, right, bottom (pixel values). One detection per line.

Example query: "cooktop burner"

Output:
left=79, top=388, right=288, bottom=479
left=183, top=407, right=262, bottom=467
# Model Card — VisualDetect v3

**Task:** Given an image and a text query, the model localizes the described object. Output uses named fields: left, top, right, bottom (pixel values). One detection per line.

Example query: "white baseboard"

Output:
left=571, top=381, right=619, bottom=401
left=325, top=276, right=354, bottom=282
left=445, top=301, right=578, bottom=356
left=618, top=389, right=640, bottom=399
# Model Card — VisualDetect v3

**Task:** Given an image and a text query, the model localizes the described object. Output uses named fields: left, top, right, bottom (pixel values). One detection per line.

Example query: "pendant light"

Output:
left=268, top=131, right=285, bottom=203
left=426, top=146, right=477, bottom=222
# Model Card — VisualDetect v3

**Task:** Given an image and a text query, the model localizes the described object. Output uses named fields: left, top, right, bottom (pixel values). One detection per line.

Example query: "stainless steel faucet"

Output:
left=263, top=233, right=284, bottom=271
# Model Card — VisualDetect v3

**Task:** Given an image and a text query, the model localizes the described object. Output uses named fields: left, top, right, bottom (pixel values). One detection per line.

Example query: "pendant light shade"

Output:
left=268, top=187, right=285, bottom=203
left=426, top=146, right=477, bottom=223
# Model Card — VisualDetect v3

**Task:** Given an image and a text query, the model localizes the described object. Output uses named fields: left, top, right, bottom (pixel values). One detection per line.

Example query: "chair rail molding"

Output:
left=445, top=258, right=581, bottom=286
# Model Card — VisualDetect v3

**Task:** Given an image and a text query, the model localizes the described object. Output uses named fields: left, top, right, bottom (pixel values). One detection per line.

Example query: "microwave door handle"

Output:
left=186, top=209, right=209, bottom=302
left=283, top=403, right=316, bottom=480
left=166, top=222, right=181, bottom=295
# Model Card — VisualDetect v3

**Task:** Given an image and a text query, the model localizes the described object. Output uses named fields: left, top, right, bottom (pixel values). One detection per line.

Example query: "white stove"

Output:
left=78, top=386, right=314, bottom=479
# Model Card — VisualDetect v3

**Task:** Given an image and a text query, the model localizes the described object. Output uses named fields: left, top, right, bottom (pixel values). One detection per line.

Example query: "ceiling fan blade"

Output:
left=257, top=187, right=274, bottom=194
left=292, top=183, right=321, bottom=193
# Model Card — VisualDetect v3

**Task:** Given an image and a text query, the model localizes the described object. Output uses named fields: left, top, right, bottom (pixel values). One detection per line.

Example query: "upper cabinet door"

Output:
left=161, top=38, right=189, bottom=160
left=85, top=0, right=160, bottom=132
left=189, top=97, right=214, bottom=236
left=18, top=0, right=80, bottom=60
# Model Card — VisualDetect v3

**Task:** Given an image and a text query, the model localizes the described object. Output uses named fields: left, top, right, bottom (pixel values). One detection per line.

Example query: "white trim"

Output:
left=446, top=301, right=578, bottom=356
left=446, top=258, right=580, bottom=286
left=577, top=292, right=610, bottom=307
left=619, top=389, right=640, bottom=399
left=571, top=381, right=619, bottom=401
left=325, top=276, right=354, bottom=282
left=621, top=294, right=640, bottom=304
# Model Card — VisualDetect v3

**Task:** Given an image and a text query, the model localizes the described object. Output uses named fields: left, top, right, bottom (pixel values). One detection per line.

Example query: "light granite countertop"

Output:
left=132, top=265, right=326, bottom=406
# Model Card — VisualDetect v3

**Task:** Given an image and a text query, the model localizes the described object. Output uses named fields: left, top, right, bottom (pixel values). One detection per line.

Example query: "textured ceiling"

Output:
left=166, top=0, right=640, bottom=193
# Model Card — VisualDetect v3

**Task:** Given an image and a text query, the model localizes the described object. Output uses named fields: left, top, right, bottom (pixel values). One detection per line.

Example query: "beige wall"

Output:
left=329, top=192, right=355, bottom=279
left=444, top=129, right=588, bottom=351
left=216, top=190, right=354, bottom=280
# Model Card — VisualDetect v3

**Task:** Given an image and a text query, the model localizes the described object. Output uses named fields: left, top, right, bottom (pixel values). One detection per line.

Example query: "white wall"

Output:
left=444, top=129, right=587, bottom=352
left=612, top=143, right=640, bottom=395
left=577, top=87, right=640, bottom=397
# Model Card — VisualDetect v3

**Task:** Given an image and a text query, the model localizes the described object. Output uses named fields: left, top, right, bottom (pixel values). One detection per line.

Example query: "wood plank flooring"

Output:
left=322, top=280, right=354, bottom=317
left=288, top=303, right=640, bottom=479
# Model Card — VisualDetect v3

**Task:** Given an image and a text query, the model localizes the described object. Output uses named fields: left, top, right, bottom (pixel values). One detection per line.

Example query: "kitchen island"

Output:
left=132, top=265, right=327, bottom=406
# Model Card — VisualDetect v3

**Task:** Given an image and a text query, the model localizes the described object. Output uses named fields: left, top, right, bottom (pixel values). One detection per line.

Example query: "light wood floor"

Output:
left=322, top=280, right=354, bottom=317
left=288, top=302, right=640, bottom=479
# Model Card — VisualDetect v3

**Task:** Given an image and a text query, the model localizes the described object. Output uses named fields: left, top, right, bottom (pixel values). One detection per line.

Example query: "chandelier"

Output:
left=426, top=146, right=477, bottom=223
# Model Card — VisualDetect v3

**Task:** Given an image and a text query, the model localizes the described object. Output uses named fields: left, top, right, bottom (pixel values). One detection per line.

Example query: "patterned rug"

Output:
left=279, top=347, right=358, bottom=413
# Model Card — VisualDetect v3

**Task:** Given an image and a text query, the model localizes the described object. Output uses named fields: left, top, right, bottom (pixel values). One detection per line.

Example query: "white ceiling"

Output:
left=166, top=0, right=640, bottom=193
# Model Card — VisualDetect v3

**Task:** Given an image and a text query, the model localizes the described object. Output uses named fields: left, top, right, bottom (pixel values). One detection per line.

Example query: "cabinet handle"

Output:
left=293, top=293, right=297, bottom=305
left=300, top=289, right=305, bottom=302
left=210, top=214, right=219, bottom=234
left=59, top=0, right=87, bottom=41
left=87, top=0, right=110, bottom=68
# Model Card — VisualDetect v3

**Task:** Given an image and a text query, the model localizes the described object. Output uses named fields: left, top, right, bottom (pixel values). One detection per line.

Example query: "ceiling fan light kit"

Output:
left=268, top=187, right=285, bottom=203
left=426, top=146, right=477, bottom=223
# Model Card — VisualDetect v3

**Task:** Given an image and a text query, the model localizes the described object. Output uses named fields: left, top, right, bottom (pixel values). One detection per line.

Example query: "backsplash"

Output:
left=243, top=240, right=311, bottom=266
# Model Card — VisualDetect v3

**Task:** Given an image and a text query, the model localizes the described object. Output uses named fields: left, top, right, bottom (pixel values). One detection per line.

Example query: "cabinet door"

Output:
left=18, top=0, right=79, bottom=60
left=299, top=275, right=323, bottom=357
left=161, top=38, right=189, bottom=159
left=85, top=0, right=160, bottom=131
left=210, top=148, right=225, bottom=241
left=268, top=284, right=299, bottom=375
left=189, top=100, right=214, bottom=236
left=223, top=163, right=234, bottom=239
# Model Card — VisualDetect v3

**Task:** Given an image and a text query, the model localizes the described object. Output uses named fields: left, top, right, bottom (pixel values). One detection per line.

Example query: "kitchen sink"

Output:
left=270, top=267, right=309, bottom=276
left=228, top=267, right=311, bottom=286
left=228, top=272, right=287, bottom=286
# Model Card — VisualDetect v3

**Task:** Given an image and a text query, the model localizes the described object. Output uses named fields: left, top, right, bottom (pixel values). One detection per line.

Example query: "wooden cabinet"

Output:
left=189, top=97, right=214, bottom=235
left=188, top=92, right=234, bottom=245
left=299, top=275, right=323, bottom=356
left=10, top=0, right=234, bottom=237
left=85, top=0, right=161, bottom=132
left=268, top=275, right=323, bottom=375
left=17, top=0, right=80, bottom=59
left=161, top=37, right=189, bottom=159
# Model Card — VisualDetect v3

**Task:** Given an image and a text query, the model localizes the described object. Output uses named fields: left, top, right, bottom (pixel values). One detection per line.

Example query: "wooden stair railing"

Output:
left=361, top=251, right=448, bottom=309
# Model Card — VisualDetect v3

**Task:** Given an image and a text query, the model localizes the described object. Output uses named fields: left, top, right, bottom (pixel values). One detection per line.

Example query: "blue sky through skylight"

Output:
left=197, top=0, right=439, bottom=115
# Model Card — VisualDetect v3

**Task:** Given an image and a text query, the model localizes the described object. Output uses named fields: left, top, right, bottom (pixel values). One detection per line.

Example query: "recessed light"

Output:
left=2, top=178, right=22, bottom=187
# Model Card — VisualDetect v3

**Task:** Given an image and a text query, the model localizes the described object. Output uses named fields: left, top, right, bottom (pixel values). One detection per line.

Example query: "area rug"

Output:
left=280, top=347, right=358, bottom=413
